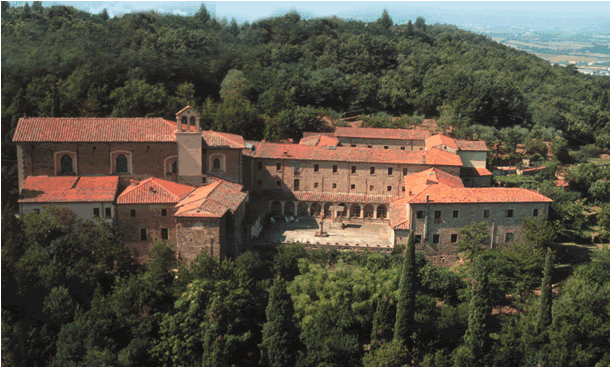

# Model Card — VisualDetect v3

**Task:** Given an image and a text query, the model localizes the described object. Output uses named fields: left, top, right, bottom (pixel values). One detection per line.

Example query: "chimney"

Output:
left=426, top=194, right=429, bottom=203
left=422, top=155, right=426, bottom=165
left=283, top=149, right=288, bottom=156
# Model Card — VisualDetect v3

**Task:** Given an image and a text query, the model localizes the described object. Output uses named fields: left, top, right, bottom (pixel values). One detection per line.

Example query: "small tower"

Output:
left=175, top=106, right=203, bottom=186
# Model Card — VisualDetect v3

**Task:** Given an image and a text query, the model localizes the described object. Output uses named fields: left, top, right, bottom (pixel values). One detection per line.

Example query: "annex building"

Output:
left=13, top=106, right=551, bottom=262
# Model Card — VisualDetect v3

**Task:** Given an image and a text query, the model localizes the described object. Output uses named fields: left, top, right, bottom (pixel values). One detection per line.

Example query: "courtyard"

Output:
left=256, top=216, right=393, bottom=249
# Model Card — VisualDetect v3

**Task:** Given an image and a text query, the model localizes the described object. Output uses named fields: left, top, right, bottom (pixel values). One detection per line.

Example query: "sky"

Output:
left=10, top=1, right=610, bottom=32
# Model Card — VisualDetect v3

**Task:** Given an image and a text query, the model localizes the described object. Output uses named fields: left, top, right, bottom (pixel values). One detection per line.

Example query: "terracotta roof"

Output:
left=299, top=134, right=340, bottom=147
left=117, top=177, right=195, bottom=204
left=19, top=176, right=119, bottom=203
left=460, top=167, right=493, bottom=177
left=456, top=140, right=488, bottom=151
left=175, top=106, right=200, bottom=116
left=251, top=142, right=463, bottom=166
left=174, top=179, right=247, bottom=218
left=13, top=117, right=178, bottom=142
left=201, top=131, right=245, bottom=148
left=334, top=127, right=431, bottom=140
left=407, top=186, right=553, bottom=204
left=275, top=191, right=397, bottom=204
left=404, top=168, right=465, bottom=189
left=556, top=179, right=569, bottom=188
left=425, top=134, right=459, bottom=150
left=390, top=198, right=409, bottom=229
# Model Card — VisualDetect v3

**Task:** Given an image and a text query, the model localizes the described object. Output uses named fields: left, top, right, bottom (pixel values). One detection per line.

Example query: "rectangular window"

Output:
left=388, top=167, right=393, bottom=175
left=130, top=209, right=136, bottom=217
left=402, top=187, right=405, bottom=192
left=434, top=210, right=442, bottom=223
left=275, top=180, right=281, bottom=187
left=332, top=165, right=338, bottom=173
left=533, top=209, right=539, bottom=217
left=403, top=168, right=408, bottom=176
left=276, top=163, right=282, bottom=171
left=93, top=208, right=100, bottom=217
left=414, top=235, right=422, bottom=243
left=294, top=163, right=300, bottom=175
left=433, top=234, right=440, bottom=244
left=483, top=210, right=490, bottom=218
left=453, top=210, right=459, bottom=218
left=202, top=177, right=207, bottom=184
left=351, top=184, right=355, bottom=190
left=140, top=228, right=147, bottom=241
left=332, top=183, right=337, bottom=189
left=506, top=209, right=514, bottom=218
left=451, top=234, right=458, bottom=243
left=294, top=179, right=300, bottom=191
left=161, top=228, right=169, bottom=240
left=384, top=146, right=389, bottom=149
left=351, top=166, right=356, bottom=174
left=369, top=185, right=374, bottom=191
left=401, top=147, right=406, bottom=150
left=370, top=167, right=375, bottom=175
left=105, top=208, right=112, bottom=218
left=351, top=144, right=356, bottom=147
left=258, top=179, right=263, bottom=186
left=314, top=164, right=319, bottom=172
left=387, top=186, right=392, bottom=192
left=314, top=182, right=318, bottom=188
left=257, top=161, right=263, bottom=170
left=505, top=233, right=514, bottom=242
left=161, top=209, right=167, bottom=217
left=368, top=145, right=372, bottom=148
left=416, top=211, right=424, bottom=219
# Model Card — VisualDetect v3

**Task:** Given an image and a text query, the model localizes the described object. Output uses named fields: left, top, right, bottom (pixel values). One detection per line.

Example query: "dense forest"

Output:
left=2, top=3, right=610, bottom=366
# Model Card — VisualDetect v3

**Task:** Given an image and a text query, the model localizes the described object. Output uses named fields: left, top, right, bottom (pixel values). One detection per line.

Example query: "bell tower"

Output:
left=175, top=106, right=203, bottom=186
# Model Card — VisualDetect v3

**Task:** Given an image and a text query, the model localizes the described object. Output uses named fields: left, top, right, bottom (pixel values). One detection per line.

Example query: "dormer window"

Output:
left=116, top=154, right=128, bottom=173
left=60, top=155, right=73, bottom=173
left=181, top=116, right=188, bottom=126
left=190, top=116, right=196, bottom=128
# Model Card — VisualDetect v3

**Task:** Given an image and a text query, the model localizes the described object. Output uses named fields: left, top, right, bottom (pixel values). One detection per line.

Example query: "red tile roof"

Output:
left=461, top=167, right=493, bottom=177
left=390, top=198, right=409, bottom=229
left=19, top=176, right=119, bottom=203
left=175, top=106, right=200, bottom=116
left=13, top=117, right=178, bottom=142
left=201, top=131, right=245, bottom=148
left=276, top=191, right=397, bottom=204
left=117, top=177, right=195, bottom=204
left=556, top=179, right=569, bottom=188
left=407, top=186, right=553, bottom=204
left=334, top=127, right=431, bottom=140
left=404, top=168, right=465, bottom=190
left=456, top=140, right=488, bottom=151
left=299, top=134, right=340, bottom=147
left=425, top=134, right=459, bottom=150
left=251, top=142, right=463, bottom=166
left=174, top=179, right=247, bottom=218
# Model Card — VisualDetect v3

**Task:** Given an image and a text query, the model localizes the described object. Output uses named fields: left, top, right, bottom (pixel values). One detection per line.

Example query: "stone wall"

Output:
left=204, top=148, right=242, bottom=184
left=337, top=137, right=426, bottom=151
left=175, top=216, right=224, bottom=263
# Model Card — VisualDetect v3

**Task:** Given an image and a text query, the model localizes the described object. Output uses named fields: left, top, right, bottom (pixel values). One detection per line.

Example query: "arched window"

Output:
left=181, top=116, right=187, bottom=126
left=171, top=161, right=178, bottom=174
left=190, top=116, right=196, bottom=128
left=60, top=154, right=73, bottom=173
left=213, top=158, right=221, bottom=170
left=116, top=154, right=128, bottom=173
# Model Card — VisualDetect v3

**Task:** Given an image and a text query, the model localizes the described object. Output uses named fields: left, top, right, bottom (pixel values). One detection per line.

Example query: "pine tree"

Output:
left=406, top=20, right=414, bottom=36
left=537, top=248, right=553, bottom=333
left=463, top=257, right=490, bottom=364
left=415, top=16, right=426, bottom=32
left=260, top=277, right=299, bottom=367
left=377, top=9, right=393, bottom=29
left=196, top=4, right=211, bottom=24
left=371, top=295, right=392, bottom=348
left=229, top=18, right=239, bottom=37
left=394, top=231, right=417, bottom=344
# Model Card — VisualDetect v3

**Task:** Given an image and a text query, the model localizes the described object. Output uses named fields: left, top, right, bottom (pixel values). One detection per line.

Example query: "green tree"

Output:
left=415, top=16, right=426, bottom=32
left=362, top=339, right=409, bottom=367
left=228, top=18, right=239, bottom=37
left=458, top=258, right=491, bottom=366
left=457, top=222, right=489, bottom=261
left=377, top=9, right=393, bottom=29
left=196, top=4, right=211, bottom=24
left=371, top=296, right=393, bottom=348
left=537, top=248, right=553, bottom=333
left=394, top=231, right=417, bottom=344
left=109, top=79, right=169, bottom=117
left=260, top=277, right=300, bottom=367
left=219, top=69, right=252, bottom=101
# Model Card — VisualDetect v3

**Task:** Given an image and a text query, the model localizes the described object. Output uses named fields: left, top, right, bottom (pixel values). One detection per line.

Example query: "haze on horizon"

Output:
left=10, top=1, right=610, bottom=32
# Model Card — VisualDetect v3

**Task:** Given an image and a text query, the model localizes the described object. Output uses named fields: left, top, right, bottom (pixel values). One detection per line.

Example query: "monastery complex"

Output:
left=13, top=106, right=552, bottom=262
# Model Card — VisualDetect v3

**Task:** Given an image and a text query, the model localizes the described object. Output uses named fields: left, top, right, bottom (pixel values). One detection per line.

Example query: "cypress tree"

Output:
left=463, top=257, right=491, bottom=364
left=371, top=296, right=392, bottom=348
left=202, top=296, right=228, bottom=367
left=537, top=248, right=553, bottom=333
left=394, top=231, right=417, bottom=344
left=260, top=277, right=299, bottom=367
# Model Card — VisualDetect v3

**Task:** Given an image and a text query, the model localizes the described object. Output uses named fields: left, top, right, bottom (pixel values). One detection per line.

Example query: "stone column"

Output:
left=293, top=201, right=299, bottom=216
left=373, top=204, right=379, bottom=220
left=280, top=201, right=285, bottom=216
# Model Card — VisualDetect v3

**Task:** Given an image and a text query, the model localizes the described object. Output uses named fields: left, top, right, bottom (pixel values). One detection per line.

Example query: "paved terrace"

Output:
left=254, top=216, right=393, bottom=249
